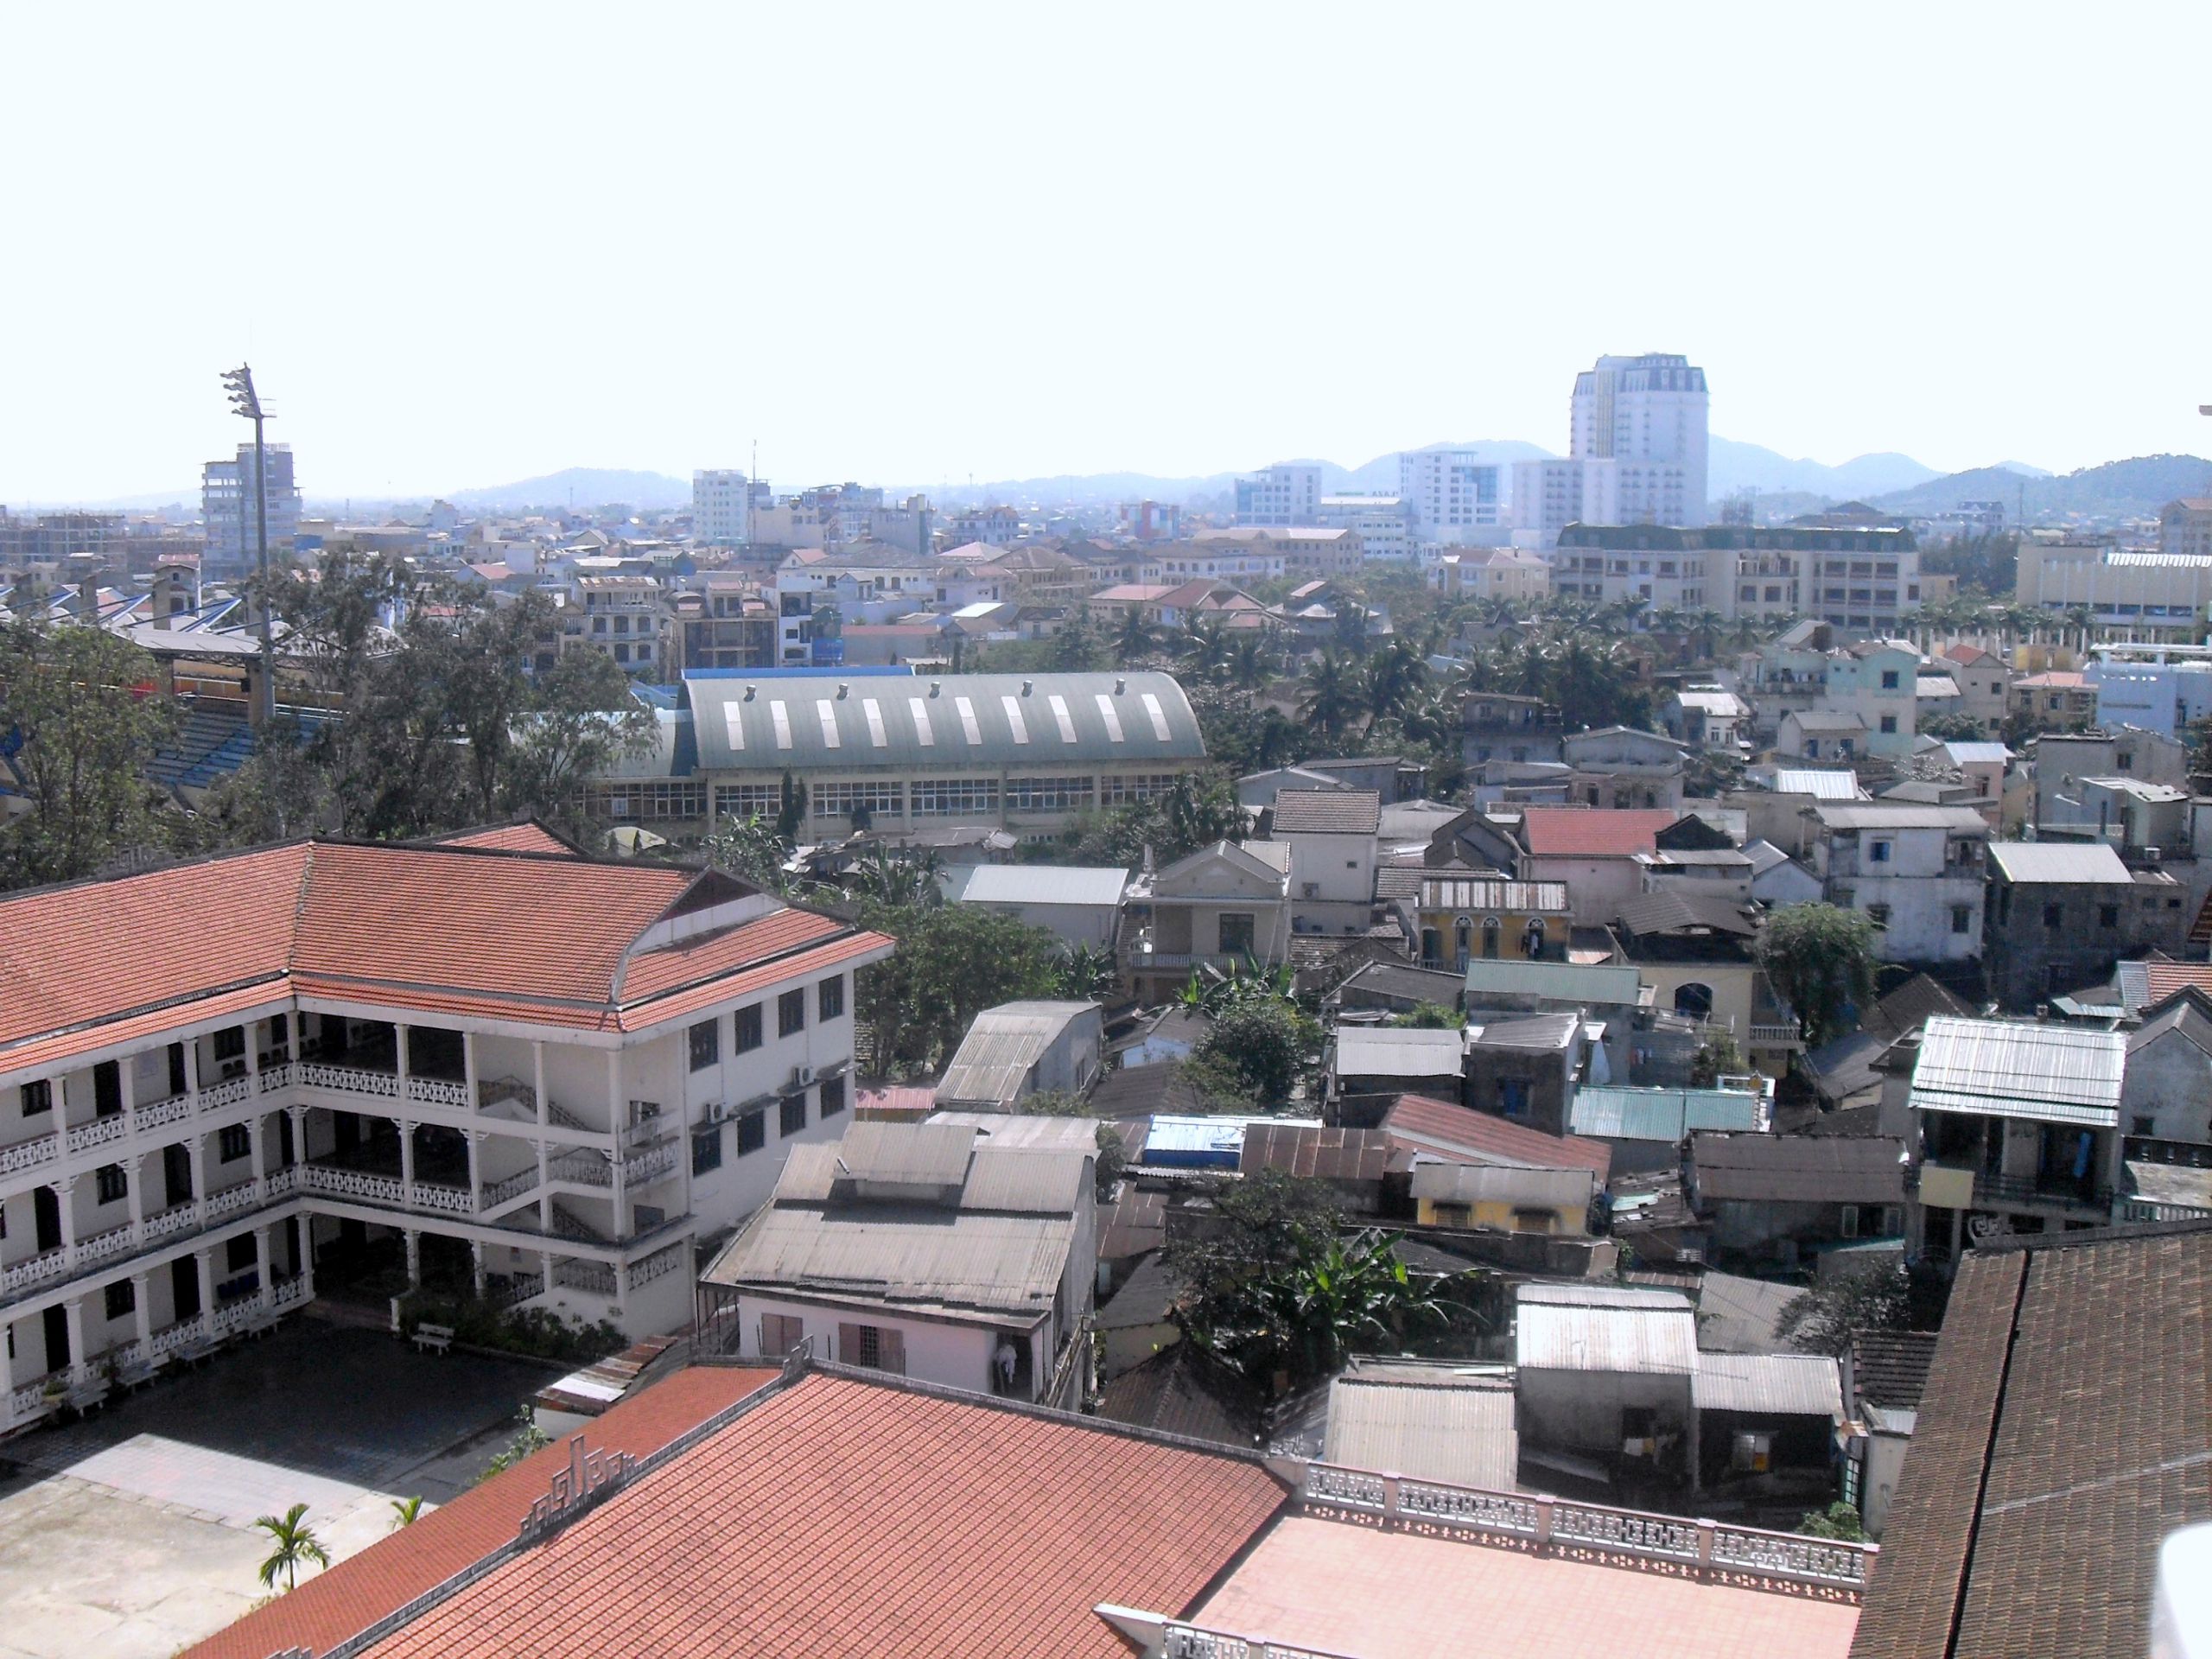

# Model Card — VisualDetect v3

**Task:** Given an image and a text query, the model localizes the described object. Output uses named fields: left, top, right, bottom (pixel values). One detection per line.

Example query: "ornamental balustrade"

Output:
left=412, top=1179, right=474, bottom=1216
left=1162, top=1629, right=1355, bottom=1659
left=200, top=1076, right=251, bottom=1111
left=1, top=1249, right=68, bottom=1294
left=1295, top=1460, right=1872, bottom=1599
left=547, top=1148, right=615, bottom=1187
left=481, top=1167, right=542, bottom=1208
left=405, top=1076, right=472, bottom=1109
left=630, top=1244, right=684, bottom=1287
left=144, top=1202, right=200, bottom=1243
left=553, top=1259, right=617, bottom=1296
left=625, top=1144, right=677, bottom=1185
left=208, top=1298, right=259, bottom=1338
left=205, top=1180, right=263, bottom=1221
left=134, top=1093, right=193, bottom=1133
left=0, top=1134, right=57, bottom=1176
left=148, top=1315, right=207, bottom=1360
left=270, top=1276, right=310, bottom=1309
left=302, top=1165, right=406, bottom=1205
left=487, top=1270, right=543, bottom=1310
left=78, top=1224, right=137, bottom=1266
left=9, top=1375, right=62, bottom=1418
left=265, top=1166, right=300, bottom=1198
left=297, top=1062, right=400, bottom=1099
left=66, top=1115, right=129, bottom=1154
left=256, top=1061, right=298, bottom=1093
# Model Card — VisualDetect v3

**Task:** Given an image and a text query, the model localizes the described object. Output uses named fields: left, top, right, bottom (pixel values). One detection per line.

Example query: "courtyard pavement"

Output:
left=0, top=1319, right=556, bottom=1659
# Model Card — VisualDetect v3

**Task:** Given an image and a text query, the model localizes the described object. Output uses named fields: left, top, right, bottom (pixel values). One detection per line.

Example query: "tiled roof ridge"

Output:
left=316, top=1354, right=1291, bottom=1659
left=1967, top=1212, right=2212, bottom=1255
left=0, top=833, right=315, bottom=916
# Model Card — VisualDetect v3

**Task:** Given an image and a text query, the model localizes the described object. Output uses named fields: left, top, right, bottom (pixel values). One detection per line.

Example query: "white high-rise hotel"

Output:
left=1570, top=353, right=1709, bottom=528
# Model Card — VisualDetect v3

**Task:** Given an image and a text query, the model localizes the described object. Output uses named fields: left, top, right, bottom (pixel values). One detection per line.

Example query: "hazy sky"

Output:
left=4, top=3, right=2208, bottom=503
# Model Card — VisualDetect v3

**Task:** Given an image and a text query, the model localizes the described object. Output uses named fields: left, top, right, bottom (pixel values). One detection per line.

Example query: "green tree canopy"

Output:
left=855, top=901, right=1064, bottom=1075
left=1758, top=902, right=1879, bottom=1047
left=1193, top=995, right=1308, bottom=1104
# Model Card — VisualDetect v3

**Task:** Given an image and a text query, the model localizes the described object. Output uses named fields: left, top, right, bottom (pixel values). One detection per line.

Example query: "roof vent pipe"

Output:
left=1021, top=679, right=1033, bottom=696
left=837, top=683, right=849, bottom=699
left=930, top=680, right=941, bottom=697
left=1116, top=677, right=1127, bottom=695
left=744, top=683, right=756, bottom=701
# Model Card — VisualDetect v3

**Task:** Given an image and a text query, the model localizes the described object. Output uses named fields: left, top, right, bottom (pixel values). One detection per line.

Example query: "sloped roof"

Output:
left=1767, top=769, right=1871, bottom=801
left=1693, top=1352, right=1844, bottom=1417
left=1688, top=1132, right=1907, bottom=1205
left=1271, top=787, right=1382, bottom=835
left=1518, top=808, right=1679, bottom=858
left=1613, top=891, right=1759, bottom=939
left=1905, top=1016, right=2126, bottom=1128
left=1410, top=1162, right=1596, bottom=1211
left=683, top=670, right=1203, bottom=774
left=355, top=1370, right=1289, bottom=1659
left=957, top=864, right=1129, bottom=909
left=1322, top=1374, right=1518, bottom=1490
left=1334, top=1027, right=1463, bottom=1078
left=1462, top=957, right=1644, bottom=1007
left=1094, top=1343, right=1262, bottom=1448
left=1382, top=1093, right=1612, bottom=1179
left=0, top=839, right=891, bottom=1071
left=1571, top=1085, right=1768, bottom=1141
left=934, top=1001, right=1098, bottom=1108
left=1239, top=1122, right=1393, bottom=1182
left=1515, top=1282, right=1698, bottom=1375
left=1985, top=841, right=2131, bottom=885
left=1851, top=1331, right=1940, bottom=1409
left=1419, top=875, right=1568, bottom=913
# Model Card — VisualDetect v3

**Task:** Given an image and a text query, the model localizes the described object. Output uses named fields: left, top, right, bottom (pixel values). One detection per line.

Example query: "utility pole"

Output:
left=220, top=365, right=276, bottom=726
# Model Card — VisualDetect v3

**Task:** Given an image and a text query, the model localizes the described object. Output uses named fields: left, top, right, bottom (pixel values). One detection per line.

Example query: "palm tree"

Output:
left=1690, top=607, right=1726, bottom=664
left=1112, top=607, right=1157, bottom=665
left=849, top=845, right=942, bottom=908
left=255, top=1503, right=331, bottom=1592
left=1179, top=616, right=1233, bottom=683
left=1364, top=637, right=1429, bottom=721
left=1298, top=650, right=1367, bottom=739
left=1228, top=633, right=1274, bottom=692
left=389, top=1495, right=426, bottom=1531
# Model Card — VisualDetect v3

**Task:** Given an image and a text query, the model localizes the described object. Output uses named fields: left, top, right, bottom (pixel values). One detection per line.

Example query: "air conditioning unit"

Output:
left=704, top=1102, right=729, bottom=1126
left=794, top=1065, right=817, bottom=1089
left=2144, top=847, right=2163, bottom=863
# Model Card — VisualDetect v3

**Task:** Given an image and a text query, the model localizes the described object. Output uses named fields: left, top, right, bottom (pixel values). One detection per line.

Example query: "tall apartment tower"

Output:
left=1570, top=353, right=1709, bottom=528
left=694, top=469, right=755, bottom=546
left=1234, top=463, right=1322, bottom=527
left=200, top=442, right=302, bottom=575
left=1398, top=450, right=1506, bottom=543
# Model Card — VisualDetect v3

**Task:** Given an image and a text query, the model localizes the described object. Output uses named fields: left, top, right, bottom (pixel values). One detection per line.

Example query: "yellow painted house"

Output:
left=1409, top=1162, right=1597, bottom=1234
left=1414, top=874, right=1571, bottom=971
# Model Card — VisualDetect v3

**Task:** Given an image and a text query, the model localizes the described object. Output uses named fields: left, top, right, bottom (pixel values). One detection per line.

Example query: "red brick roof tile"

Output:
left=359, top=1371, right=1289, bottom=1659
left=438, top=822, right=581, bottom=856
left=1382, top=1093, right=1613, bottom=1180
left=1518, top=808, right=1680, bottom=859
left=181, top=1365, right=781, bottom=1659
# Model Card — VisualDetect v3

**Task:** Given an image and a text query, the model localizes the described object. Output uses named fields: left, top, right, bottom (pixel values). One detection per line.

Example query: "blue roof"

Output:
left=1569, top=1085, right=1766, bottom=1141
left=1141, top=1115, right=1256, bottom=1169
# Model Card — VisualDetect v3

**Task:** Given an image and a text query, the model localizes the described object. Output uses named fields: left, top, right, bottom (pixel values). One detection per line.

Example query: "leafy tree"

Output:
left=1363, top=637, right=1429, bottom=721
left=1796, top=1502, right=1868, bottom=1541
left=1193, top=995, right=1307, bottom=1103
left=1162, top=1170, right=1345, bottom=1309
left=1111, top=607, right=1158, bottom=665
left=1390, top=1002, right=1460, bottom=1029
left=774, top=770, right=808, bottom=843
left=1689, top=1030, right=1745, bottom=1086
left=1298, top=649, right=1368, bottom=738
left=253, top=1503, right=331, bottom=1592
left=701, top=813, right=790, bottom=892
left=1918, top=709, right=1989, bottom=743
left=1778, top=1260, right=1950, bottom=1356
left=1758, top=903, right=1878, bottom=1047
left=1047, top=610, right=1109, bottom=671
left=847, top=844, right=943, bottom=908
left=1179, top=617, right=1234, bottom=683
left=855, top=902, right=1063, bottom=1074
left=475, top=1407, right=555, bottom=1483
left=502, top=648, right=657, bottom=835
left=0, top=619, right=180, bottom=887
left=1054, top=942, right=1118, bottom=1002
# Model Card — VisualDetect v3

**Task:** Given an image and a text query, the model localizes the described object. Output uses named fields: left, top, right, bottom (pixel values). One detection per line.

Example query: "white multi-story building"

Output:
left=1510, top=457, right=1619, bottom=547
left=200, top=442, right=302, bottom=575
left=692, top=470, right=755, bottom=546
left=1399, top=450, right=1506, bottom=543
left=1569, top=353, right=1709, bottom=528
left=1234, top=463, right=1323, bottom=527
left=1316, top=495, right=1414, bottom=562
left=0, top=828, right=892, bottom=1434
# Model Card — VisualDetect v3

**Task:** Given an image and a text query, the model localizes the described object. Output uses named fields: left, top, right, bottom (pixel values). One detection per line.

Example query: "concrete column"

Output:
left=131, top=1274, right=152, bottom=1353
left=613, top=1153, right=628, bottom=1241
left=470, top=1238, right=486, bottom=1298
left=539, top=1248, right=555, bottom=1299
left=286, top=1104, right=307, bottom=1170
left=465, top=1131, right=483, bottom=1212
left=245, top=1033, right=261, bottom=1091
left=124, top=1154, right=145, bottom=1236
left=256, top=1225, right=276, bottom=1308
left=395, top=1024, right=410, bottom=1102
left=462, top=1032, right=479, bottom=1116
left=55, top=1177, right=79, bottom=1264
left=403, top=1229, right=421, bottom=1288
left=183, top=1039, right=201, bottom=1107
left=194, top=1248, right=215, bottom=1326
left=187, top=1139, right=206, bottom=1213
left=249, top=1116, right=268, bottom=1186
left=62, top=1297, right=86, bottom=1382
left=398, top=1120, right=417, bottom=1204
left=295, top=1217, right=316, bottom=1300
left=531, top=1040, right=547, bottom=1128
left=49, top=1075, right=67, bottom=1163
left=116, top=1058, right=136, bottom=1125
left=605, top=1050, right=622, bottom=1139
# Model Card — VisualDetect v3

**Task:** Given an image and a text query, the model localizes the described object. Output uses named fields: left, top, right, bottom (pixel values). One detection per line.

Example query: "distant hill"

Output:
left=1868, top=454, right=2212, bottom=521
left=446, top=467, right=692, bottom=512
left=932, top=440, right=1557, bottom=510
left=1709, top=438, right=1942, bottom=500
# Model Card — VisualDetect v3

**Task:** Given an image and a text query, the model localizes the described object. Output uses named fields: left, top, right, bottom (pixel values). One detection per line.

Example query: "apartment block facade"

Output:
left=0, top=831, right=891, bottom=1435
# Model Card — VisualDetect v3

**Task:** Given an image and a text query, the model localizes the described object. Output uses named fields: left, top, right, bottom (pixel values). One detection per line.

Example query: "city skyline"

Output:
left=3, top=3, right=2208, bottom=503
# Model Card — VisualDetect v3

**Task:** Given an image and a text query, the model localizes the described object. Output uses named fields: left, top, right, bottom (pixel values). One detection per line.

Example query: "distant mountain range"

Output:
left=443, top=467, right=694, bottom=512
left=1707, top=439, right=1941, bottom=500
left=1865, top=454, right=2212, bottom=521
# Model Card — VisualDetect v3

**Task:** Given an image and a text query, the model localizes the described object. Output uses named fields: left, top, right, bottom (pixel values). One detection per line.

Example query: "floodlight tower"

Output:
left=221, top=365, right=276, bottom=725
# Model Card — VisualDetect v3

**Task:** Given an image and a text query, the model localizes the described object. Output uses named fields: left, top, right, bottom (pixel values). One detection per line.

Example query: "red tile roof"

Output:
left=2145, top=960, right=2212, bottom=1004
left=356, top=1370, right=1288, bottom=1659
left=0, top=839, right=894, bottom=1069
left=181, top=1365, right=781, bottom=1659
left=1518, top=808, right=1679, bottom=859
left=439, top=822, right=580, bottom=856
left=1382, top=1093, right=1613, bottom=1180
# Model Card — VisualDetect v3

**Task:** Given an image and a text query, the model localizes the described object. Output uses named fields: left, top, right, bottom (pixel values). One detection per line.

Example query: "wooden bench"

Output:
left=411, top=1323, right=454, bottom=1356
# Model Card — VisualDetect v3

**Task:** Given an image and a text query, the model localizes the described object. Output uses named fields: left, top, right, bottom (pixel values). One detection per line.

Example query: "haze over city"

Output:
left=4, top=1, right=2209, bottom=504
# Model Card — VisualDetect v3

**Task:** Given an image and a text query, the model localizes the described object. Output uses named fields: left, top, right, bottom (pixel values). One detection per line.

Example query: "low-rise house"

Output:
left=1379, top=1091, right=1614, bottom=1185
left=1122, top=841, right=1292, bottom=1003
left=1325, top=960, right=1467, bottom=1020
left=1685, top=1132, right=1910, bottom=1268
left=1463, top=1013, right=1590, bottom=1135
left=1413, top=874, right=1568, bottom=970
left=699, top=1118, right=1096, bottom=1402
left=1318, top=1361, right=1520, bottom=1491
left=951, top=863, right=1128, bottom=950
left=1327, top=1027, right=1465, bottom=1125
left=1937, top=740, right=2012, bottom=827
left=1905, top=1015, right=2126, bottom=1255
left=1096, top=1252, right=1183, bottom=1379
left=1516, top=807, right=1682, bottom=925
left=1110, top=1006, right=1210, bottom=1070
left=1729, top=766, right=1869, bottom=849
left=2011, top=668, right=2097, bottom=726
left=1569, top=1083, right=1771, bottom=1175
left=1459, top=690, right=1562, bottom=766
left=1842, top=1329, right=1938, bottom=1535
left=1936, top=642, right=2012, bottom=734
left=1665, top=688, right=1750, bottom=752
left=1689, top=1351, right=1846, bottom=1500
left=1513, top=1282, right=1698, bottom=1483
left=1235, top=764, right=1352, bottom=812
left=1746, top=838, right=1823, bottom=906
left=1272, top=787, right=1382, bottom=936
left=1560, top=727, right=1690, bottom=812
left=2029, top=727, right=2191, bottom=829
left=1982, top=841, right=2187, bottom=1007
left=1605, top=891, right=1803, bottom=1074
left=1803, top=803, right=1987, bottom=964
left=1239, top=1122, right=1394, bottom=1213
left=933, top=1001, right=1103, bottom=1111
left=1411, top=1162, right=1594, bottom=1234
left=1462, top=956, right=1649, bottom=1089
left=1777, top=709, right=1867, bottom=762
left=2118, top=987, right=2212, bottom=1149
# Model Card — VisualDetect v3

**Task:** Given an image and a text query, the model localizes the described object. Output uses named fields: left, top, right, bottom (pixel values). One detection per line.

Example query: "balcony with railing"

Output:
left=1972, top=1168, right=2111, bottom=1215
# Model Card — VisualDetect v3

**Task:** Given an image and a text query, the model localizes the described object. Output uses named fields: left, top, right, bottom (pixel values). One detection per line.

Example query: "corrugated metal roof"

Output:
left=1240, top=1123, right=1394, bottom=1182
left=1141, top=1115, right=1256, bottom=1168
left=1688, top=1132, right=1908, bottom=1205
left=957, top=1146, right=1090, bottom=1214
left=1462, top=958, right=1643, bottom=1007
left=1985, top=842, right=2132, bottom=885
left=1514, top=1282, right=1698, bottom=1375
left=1815, top=804, right=1990, bottom=832
left=1335, top=1027, right=1464, bottom=1078
left=1418, top=876, right=1569, bottom=913
left=835, top=1121, right=978, bottom=1187
left=1410, top=1163, right=1595, bottom=1209
left=1380, top=1095, right=1614, bottom=1179
left=957, top=865, right=1129, bottom=909
left=1906, top=1016, right=2126, bottom=1127
left=1693, top=1352, right=1845, bottom=1418
left=1272, top=788, right=1382, bottom=835
left=1942, top=743, right=2013, bottom=766
left=1466, top=1013, right=1582, bottom=1052
left=683, top=669, right=1204, bottom=774
left=1693, top=1271, right=1801, bottom=1355
left=700, top=1205, right=1074, bottom=1317
left=926, top=1112, right=1101, bottom=1153
left=933, top=1001, right=1098, bottom=1108
left=1570, top=1085, right=1767, bottom=1141
left=1323, top=1377, right=1519, bottom=1490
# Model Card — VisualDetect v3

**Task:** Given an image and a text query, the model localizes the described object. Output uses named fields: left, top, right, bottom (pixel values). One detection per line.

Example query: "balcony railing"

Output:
left=200, top=1075, right=251, bottom=1111
left=296, top=1061, right=400, bottom=1099
left=480, top=1167, right=542, bottom=1209
left=78, top=1223, right=137, bottom=1267
left=405, top=1076, right=472, bottom=1109
left=300, top=1164, right=404, bottom=1205
left=0, top=1133, right=57, bottom=1177
left=144, top=1201, right=200, bottom=1243
left=1297, top=1460, right=1873, bottom=1599
left=66, top=1115, right=129, bottom=1155
left=631, top=1243, right=685, bottom=1288
left=205, top=1179, right=263, bottom=1222
left=257, top=1060, right=297, bottom=1093
left=2, top=1248, right=69, bottom=1295
left=1747, top=1022, right=1803, bottom=1047
left=553, top=1259, right=617, bottom=1296
left=135, top=1092, right=193, bottom=1133
left=1973, top=1170, right=2110, bottom=1213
